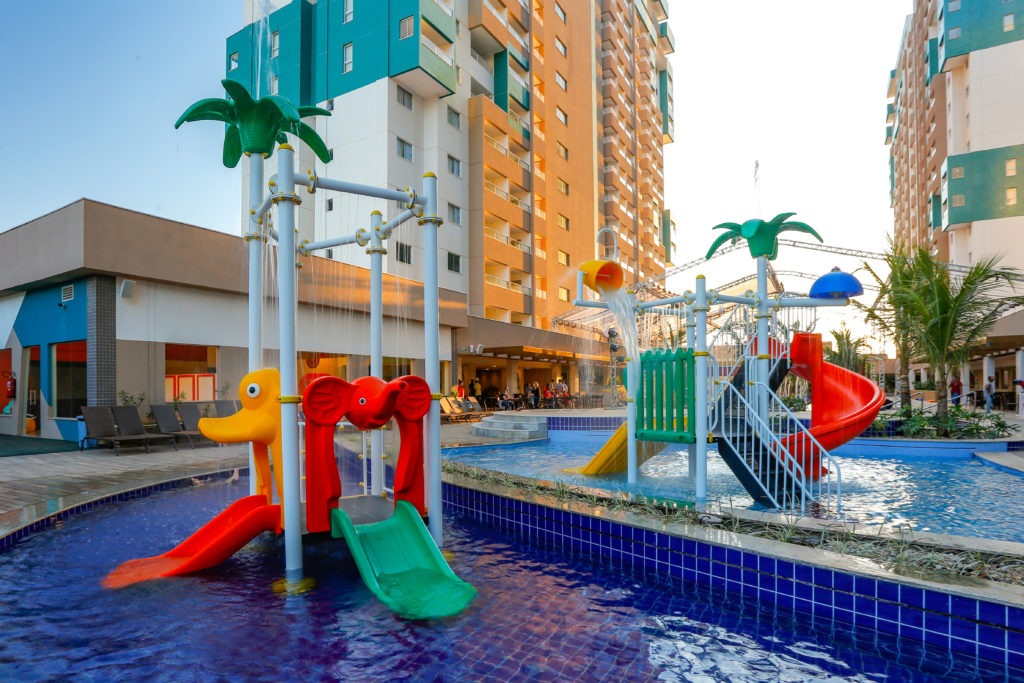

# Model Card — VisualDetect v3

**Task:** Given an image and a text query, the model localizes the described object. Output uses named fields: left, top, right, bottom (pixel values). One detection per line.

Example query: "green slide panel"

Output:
left=330, top=501, right=476, bottom=619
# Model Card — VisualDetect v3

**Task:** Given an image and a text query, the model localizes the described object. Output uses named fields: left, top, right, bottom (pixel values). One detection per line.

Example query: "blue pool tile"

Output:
left=759, top=574, right=776, bottom=593
left=854, top=596, right=876, bottom=618
left=831, top=571, right=853, bottom=593
left=813, top=585, right=833, bottom=606
left=757, top=555, right=776, bottom=574
left=683, top=538, right=697, bottom=555
left=923, top=628, right=950, bottom=650
left=900, top=606, right=924, bottom=629
left=776, top=578, right=794, bottom=596
left=834, top=608, right=854, bottom=626
left=1011, top=650, right=1024, bottom=670
left=741, top=569, right=758, bottom=587
left=794, top=563, right=814, bottom=585
left=696, top=558, right=710, bottom=575
left=833, top=590, right=853, bottom=611
left=951, top=595, right=978, bottom=621
left=877, top=600, right=899, bottom=623
left=696, top=542, right=711, bottom=559
left=726, top=548, right=741, bottom=566
left=876, top=617, right=899, bottom=637
left=925, top=590, right=951, bottom=614
left=901, top=625, right=924, bottom=644
left=950, top=636, right=977, bottom=657
left=741, top=551, right=759, bottom=570
left=794, top=597, right=813, bottom=616
left=854, top=576, right=876, bottom=597
left=793, top=581, right=814, bottom=600
left=876, top=580, right=900, bottom=603
left=978, top=600, right=1006, bottom=626
left=978, top=644, right=1007, bottom=667
left=811, top=601, right=833, bottom=621
left=813, top=567, right=834, bottom=589
left=726, top=564, right=742, bottom=582
left=924, top=611, right=950, bottom=635
left=1007, top=606, right=1024, bottom=631
left=978, top=624, right=1007, bottom=650
left=776, top=559, right=794, bottom=579
left=950, top=617, right=977, bottom=642
left=1009, top=629, right=1024, bottom=654
left=710, top=545, right=725, bottom=562
left=900, top=585, right=924, bottom=609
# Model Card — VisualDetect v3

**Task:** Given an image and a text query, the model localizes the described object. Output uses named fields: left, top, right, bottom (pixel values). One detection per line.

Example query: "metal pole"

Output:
left=276, top=144, right=303, bottom=576
left=755, top=256, right=770, bottom=425
left=368, top=211, right=385, bottom=496
left=419, top=174, right=443, bottom=546
left=626, top=289, right=639, bottom=485
left=686, top=301, right=697, bottom=480
left=246, top=153, right=265, bottom=497
left=694, top=276, right=709, bottom=508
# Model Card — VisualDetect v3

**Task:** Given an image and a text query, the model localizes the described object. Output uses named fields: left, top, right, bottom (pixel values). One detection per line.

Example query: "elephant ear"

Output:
left=391, top=375, right=432, bottom=421
left=303, top=376, right=354, bottom=426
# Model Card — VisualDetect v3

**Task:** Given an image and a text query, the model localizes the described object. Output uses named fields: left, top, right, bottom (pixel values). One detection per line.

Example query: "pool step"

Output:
left=471, top=414, right=548, bottom=441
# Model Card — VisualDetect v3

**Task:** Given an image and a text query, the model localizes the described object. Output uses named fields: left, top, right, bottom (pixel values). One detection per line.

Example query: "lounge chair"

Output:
left=151, top=404, right=206, bottom=448
left=465, top=397, right=492, bottom=417
left=111, top=406, right=177, bottom=453
left=80, top=406, right=149, bottom=455
left=215, top=400, right=238, bottom=417
left=439, top=397, right=472, bottom=423
left=178, top=403, right=205, bottom=433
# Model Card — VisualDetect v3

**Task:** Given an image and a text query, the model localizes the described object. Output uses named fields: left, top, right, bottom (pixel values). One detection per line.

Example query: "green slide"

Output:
left=330, top=501, right=476, bottom=619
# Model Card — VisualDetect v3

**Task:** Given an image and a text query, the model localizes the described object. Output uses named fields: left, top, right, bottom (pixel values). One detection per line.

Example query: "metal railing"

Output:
left=714, top=380, right=841, bottom=516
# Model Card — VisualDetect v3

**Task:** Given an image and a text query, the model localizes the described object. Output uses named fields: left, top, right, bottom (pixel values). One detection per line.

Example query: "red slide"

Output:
left=103, top=495, right=281, bottom=589
left=782, top=332, right=886, bottom=479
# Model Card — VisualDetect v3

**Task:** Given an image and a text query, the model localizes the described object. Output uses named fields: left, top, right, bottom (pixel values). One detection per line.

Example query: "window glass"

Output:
left=400, top=16, right=414, bottom=39
left=396, top=241, right=413, bottom=264
left=53, top=340, right=87, bottom=418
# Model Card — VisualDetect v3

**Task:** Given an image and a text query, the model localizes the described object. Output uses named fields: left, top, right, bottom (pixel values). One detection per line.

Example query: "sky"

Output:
left=0, top=0, right=913, bottom=343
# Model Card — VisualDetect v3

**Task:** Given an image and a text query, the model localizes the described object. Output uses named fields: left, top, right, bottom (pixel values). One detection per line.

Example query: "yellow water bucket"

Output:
left=579, top=260, right=623, bottom=295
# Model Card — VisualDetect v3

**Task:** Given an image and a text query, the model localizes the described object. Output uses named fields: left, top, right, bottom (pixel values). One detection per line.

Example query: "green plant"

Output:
left=216, top=381, right=232, bottom=399
left=781, top=395, right=807, bottom=412
left=118, top=390, right=147, bottom=406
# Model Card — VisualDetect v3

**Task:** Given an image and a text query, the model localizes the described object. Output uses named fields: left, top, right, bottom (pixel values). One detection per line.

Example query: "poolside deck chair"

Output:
left=80, top=406, right=149, bottom=455
left=215, top=400, right=238, bottom=417
left=465, top=397, right=492, bottom=417
left=151, top=404, right=206, bottom=448
left=111, top=406, right=177, bottom=453
left=439, top=397, right=472, bottom=423
left=177, top=403, right=205, bottom=433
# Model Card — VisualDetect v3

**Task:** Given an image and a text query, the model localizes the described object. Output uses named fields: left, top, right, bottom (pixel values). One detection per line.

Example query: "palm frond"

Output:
left=175, top=99, right=235, bottom=128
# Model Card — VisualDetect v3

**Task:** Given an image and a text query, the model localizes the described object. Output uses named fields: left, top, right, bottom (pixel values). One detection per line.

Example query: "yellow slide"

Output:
left=565, top=423, right=667, bottom=475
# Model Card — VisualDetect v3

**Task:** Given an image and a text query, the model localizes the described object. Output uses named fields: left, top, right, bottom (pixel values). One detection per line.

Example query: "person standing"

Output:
left=984, top=375, right=995, bottom=414
left=949, top=376, right=963, bottom=407
left=455, top=378, right=465, bottom=399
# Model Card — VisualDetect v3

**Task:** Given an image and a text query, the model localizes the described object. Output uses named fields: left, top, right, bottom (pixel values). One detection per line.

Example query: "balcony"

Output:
left=391, top=37, right=456, bottom=97
left=421, top=0, right=456, bottom=43
left=649, top=0, right=668, bottom=22
left=658, top=21, right=675, bottom=54
left=469, top=0, right=509, bottom=55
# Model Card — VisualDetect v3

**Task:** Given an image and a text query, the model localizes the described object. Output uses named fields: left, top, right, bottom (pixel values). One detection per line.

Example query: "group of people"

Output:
left=950, top=375, right=1020, bottom=414
left=454, top=377, right=574, bottom=410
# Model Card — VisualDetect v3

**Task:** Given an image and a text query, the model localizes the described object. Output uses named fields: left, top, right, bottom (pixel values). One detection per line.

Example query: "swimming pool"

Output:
left=443, top=432, right=1024, bottom=543
left=1, top=476, right=1018, bottom=681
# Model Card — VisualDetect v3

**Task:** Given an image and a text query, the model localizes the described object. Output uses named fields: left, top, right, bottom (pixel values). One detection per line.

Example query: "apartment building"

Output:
left=887, top=0, right=1024, bottom=396
left=225, top=0, right=674, bottom=395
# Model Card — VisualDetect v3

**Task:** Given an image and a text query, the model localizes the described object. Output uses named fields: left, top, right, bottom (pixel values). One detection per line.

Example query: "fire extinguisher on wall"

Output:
left=3, top=371, right=14, bottom=400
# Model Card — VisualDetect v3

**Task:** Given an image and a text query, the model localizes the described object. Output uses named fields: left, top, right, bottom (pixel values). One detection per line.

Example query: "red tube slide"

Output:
left=783, top=332, right=886, bottom=479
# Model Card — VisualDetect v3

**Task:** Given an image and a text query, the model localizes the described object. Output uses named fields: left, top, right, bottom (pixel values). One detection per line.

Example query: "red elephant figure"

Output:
left=302, top=375, right=432, bottom=532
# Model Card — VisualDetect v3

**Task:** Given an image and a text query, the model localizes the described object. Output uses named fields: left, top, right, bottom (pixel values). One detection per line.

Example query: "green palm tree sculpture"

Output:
left=175, top=79, right=331, bottom=168
left=705, top=212, right=823, bottom=261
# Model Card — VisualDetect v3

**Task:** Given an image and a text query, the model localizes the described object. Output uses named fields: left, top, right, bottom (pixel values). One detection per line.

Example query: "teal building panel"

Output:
left=945, top=144, right=1024, bottom=226
left=941, top=0, right=1023, bottom=70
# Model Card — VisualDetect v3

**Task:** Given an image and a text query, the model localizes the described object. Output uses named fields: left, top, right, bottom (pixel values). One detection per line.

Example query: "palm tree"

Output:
left=175, top=79, right=331, bottom=168
left=888, top=247, right=1024, bottom=423
left=705, top=212, right=823, bottom=261
left=853, top=242, right=917, bottom=408
left=824, top=325, right=869, bottom=374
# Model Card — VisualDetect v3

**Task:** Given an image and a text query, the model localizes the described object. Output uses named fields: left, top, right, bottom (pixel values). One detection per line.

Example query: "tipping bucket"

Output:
left=579, top=260, right=623, bottom=295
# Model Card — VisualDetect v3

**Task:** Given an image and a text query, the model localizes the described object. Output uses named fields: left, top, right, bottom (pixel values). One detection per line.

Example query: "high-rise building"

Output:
left=887, top=0, right=1024, bottom=392
left=225, top=0, right=674, bottom=393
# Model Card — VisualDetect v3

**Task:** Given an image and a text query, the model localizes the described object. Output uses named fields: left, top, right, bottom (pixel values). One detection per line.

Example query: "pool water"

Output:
left=443, top=432, right=1024, bottom=543
left=2, top=477, right=1019, bottom=681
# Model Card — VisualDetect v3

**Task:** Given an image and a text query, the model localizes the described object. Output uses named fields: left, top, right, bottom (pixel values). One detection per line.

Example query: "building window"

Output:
left=951, top=166, right=964, bottom=179
left=447, top=155, right=461, bottom=177
left=555, top=107, right=567, bottom=125
left=447, top=106, right=461, bottom=129
left=555, top=36, right=567, bottom=56
left=952, top=194, right=965, bottom=207
left=557, top=286, right=570, bottom=302
left=400, top=16, right=414, bottom=39
left=326, top=98, right=335, bottom=111
left=344, top=0, right=353, bottom=22
left=396, top=241, right=413, bottom=264
left=557, top=178, right=569, bottom=195
left=554, top=2, right=566, bottom=22
left=229, top=52, right=239, bottom=71
left=165, top=344, right=218, bottom=401
left=271, top=31, right=280, bottom=58
left=397, top=85, right=413, bottom=109
left=557, top=250, right=569, bottom=266
left=556, top=142, right=568, bottom=160
left=343, top=42, right=353, bottom=73
left=270, top=76, right=279, bottom=95
left=327, top=198, right=334, bottom=211
left=1008, top=159, right=1018, bottom=177
left=1005, top=14, right=1015, bottom=32
left=557, top=213, right=569, bottom=230
left=447, top=203, right=462, bottom=224
left=447, top=252, right=462, bottom=273
left=53, top=340, right=86, bottom=418
left=949, top=0, right=960, bottom=10
left=1008, top=188, right=1019, bottom=207
left=949, top=26, right=962, bottom=39
left=555, top=71, right=567, bottom=90
left=397, top=137, right=413, bottom=160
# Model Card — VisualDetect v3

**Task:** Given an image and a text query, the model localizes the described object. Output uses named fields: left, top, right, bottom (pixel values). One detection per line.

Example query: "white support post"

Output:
left=1016, top=348, right=1024, bottom=417
left=276, top=145, right=303, bottom=577
left=368, top=211, right=385, bottom=497
left=626, top=289, right=639, bottom=485
left=246, top=153, right=265, bottom=497
left=686, top=302, right=697, bottom=480
left=755, top=256, right=770, bottom=425
left=419, top=174, right=444, bottom=546
left=694, top=276, right=709, bottom=508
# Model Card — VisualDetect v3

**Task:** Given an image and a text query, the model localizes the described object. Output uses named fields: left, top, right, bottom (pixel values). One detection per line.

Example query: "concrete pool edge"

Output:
left=441, top=469, right=1024, bottom=666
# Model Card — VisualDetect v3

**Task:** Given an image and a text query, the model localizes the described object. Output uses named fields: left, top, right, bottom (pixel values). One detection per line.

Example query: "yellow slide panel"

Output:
left=565, top=423, right=667, bottom=475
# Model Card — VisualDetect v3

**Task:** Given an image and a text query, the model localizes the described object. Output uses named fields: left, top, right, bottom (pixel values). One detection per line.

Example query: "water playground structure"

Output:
left=572, top=217, right=885, bottom=514
left=103, top=80, right=475, bottom=619
left=102, top=81, right=883, bottom=620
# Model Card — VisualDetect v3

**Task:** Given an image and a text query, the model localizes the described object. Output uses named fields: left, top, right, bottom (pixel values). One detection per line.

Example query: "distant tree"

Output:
left=824, top=325, right=869, bottom=374
left=888, top=247, right=1024, bottom=424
